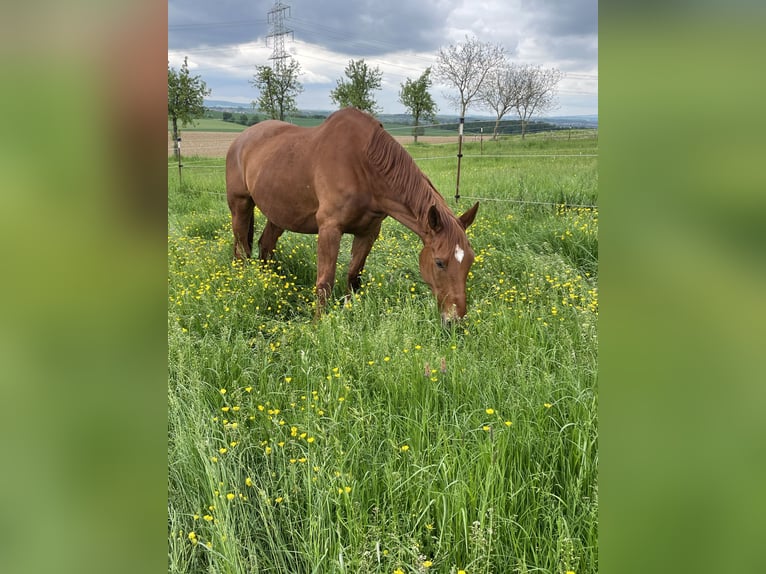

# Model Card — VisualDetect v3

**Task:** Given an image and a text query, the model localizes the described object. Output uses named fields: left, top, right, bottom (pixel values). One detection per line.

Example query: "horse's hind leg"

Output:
left=228, top=194, right=255, bottom=259
left=347, top=221, right=382, bottom=293
left=315, top=225, right=343, bottom=312
left=258, top=220, right=285, bottom=261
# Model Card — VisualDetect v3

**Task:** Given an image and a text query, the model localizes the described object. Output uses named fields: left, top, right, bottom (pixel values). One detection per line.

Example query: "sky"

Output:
left=168, top=0, right=597, bottom=117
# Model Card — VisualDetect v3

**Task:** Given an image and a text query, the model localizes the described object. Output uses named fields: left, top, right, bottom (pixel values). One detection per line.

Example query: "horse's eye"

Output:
left=435, top=259, right=445, bottom=269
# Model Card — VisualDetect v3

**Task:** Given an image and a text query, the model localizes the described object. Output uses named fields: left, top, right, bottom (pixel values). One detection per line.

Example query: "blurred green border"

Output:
left=600, top=5, right=765, bottom=573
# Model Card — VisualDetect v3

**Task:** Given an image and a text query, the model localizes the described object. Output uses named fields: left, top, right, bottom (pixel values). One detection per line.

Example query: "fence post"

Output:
left=176, top=136, right=183, bottom=187
left=455, top=117, right=464, bottom=203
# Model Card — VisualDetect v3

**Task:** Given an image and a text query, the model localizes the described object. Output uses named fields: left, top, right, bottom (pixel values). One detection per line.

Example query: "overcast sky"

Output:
left=168, top=0, right=597, bottom=117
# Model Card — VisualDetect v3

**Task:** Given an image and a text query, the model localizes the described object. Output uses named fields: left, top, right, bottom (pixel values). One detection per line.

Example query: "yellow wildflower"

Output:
left=485, top=408, right=495, bottom=415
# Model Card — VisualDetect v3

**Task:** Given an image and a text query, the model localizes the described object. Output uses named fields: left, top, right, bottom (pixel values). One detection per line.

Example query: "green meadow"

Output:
left=168, top=131, right=598, bottom=573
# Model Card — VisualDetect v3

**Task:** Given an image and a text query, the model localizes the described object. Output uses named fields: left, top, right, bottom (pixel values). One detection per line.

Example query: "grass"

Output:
left=168, top=133, right=598, bottom=573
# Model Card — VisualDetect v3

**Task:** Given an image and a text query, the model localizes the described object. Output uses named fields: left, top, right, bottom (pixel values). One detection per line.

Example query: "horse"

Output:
left=225, top=107, right=479, bottom=322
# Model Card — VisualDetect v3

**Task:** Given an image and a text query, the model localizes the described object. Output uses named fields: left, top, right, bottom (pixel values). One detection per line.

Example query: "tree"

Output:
left=168, top=57, right=210, bottom=157
left=329, top=59, right=382, bottom=115
left=399, top=67, right=438, bottom=143
left=251, top=57, right=303, bottom=121
left=434, top=35, right=505, bottom=200
left=434, top=36, right=506, bottom=118
left=478, top=63, right=519, bottom=140
left=511, top=65, right=564, bottom=139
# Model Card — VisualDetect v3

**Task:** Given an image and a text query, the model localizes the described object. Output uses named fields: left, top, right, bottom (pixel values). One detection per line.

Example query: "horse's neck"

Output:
left=379, top=183, right=437, bottom=241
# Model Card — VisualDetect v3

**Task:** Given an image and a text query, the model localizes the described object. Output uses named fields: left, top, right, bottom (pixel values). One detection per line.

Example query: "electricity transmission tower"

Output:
left=266, top=1, right=293, bottom=71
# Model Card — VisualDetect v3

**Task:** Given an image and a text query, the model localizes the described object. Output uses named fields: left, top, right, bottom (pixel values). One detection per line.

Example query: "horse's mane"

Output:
left=366, top=125, right=462, bottom=241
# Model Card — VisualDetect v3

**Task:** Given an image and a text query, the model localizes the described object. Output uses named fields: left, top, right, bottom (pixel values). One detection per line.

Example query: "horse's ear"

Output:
left=427, top=205, right=443, bottom=232
left=458, top=201, right=479, bottom=229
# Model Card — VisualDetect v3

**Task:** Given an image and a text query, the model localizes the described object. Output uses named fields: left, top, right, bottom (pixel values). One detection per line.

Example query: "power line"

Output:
left=169, top=19, right=267, bottom=30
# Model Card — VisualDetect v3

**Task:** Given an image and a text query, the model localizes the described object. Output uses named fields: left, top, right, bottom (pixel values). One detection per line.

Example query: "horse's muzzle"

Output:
left=440, top=303, right=464, bottom=325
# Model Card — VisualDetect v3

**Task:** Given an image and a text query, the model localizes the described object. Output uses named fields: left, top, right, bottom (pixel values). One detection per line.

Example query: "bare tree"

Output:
left=434, top=35, right=506, bottom=117
left=512, top=65, right=564, bottom=139
left=478, top=63, right=519, bottom=140
left=434, top=36, right=505, bottom=200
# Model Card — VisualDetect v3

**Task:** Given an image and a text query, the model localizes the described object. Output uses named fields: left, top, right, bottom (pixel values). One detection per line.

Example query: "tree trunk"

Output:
left=171, top=117, right=180, bottom=158
left=493, top=116, right=501, bottom=140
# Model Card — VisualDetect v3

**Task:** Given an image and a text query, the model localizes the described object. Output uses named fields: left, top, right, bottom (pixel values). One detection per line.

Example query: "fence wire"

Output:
left=169, top=120, right=597, bottom=209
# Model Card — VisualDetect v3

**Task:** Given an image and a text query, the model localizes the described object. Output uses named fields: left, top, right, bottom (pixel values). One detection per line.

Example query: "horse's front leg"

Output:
left=258, top=220, right=285, bottom=261
left=347, top=222, right=382, bottom=293
left=315, top=225, right=343, bottom=314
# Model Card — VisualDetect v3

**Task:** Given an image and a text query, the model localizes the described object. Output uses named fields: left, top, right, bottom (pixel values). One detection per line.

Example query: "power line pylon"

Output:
left=266, top=1, right=293, bottom=72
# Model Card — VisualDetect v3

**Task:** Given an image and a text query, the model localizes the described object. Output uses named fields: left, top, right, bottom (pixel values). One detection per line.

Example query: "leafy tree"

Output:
left=168, top=57, right=210, bottom=157
left=251, top=57, right=303, bottom=121
left=329, top=59, right=382, bottom=115
left=399, top=67, right=438, bottom=143
left=222, top=111, right=233, bottom=122
left=434, top=36, right=505, bottom=118
left=511, top=64, right=564, bottom=139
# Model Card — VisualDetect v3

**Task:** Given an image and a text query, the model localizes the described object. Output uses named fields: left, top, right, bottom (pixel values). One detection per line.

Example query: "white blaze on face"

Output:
left=454, top=244, right=465, bottom=264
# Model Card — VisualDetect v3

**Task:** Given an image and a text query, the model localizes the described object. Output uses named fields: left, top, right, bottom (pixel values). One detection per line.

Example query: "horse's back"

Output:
left=225, top=108, right=382, bottom=234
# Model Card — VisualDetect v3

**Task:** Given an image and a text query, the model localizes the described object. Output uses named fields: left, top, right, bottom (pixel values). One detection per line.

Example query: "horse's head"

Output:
left=419, top=202, right=479, bottom=324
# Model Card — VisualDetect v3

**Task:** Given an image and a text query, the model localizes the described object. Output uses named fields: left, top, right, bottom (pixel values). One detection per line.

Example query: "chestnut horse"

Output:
left=226, top=107, right=479, bottom=322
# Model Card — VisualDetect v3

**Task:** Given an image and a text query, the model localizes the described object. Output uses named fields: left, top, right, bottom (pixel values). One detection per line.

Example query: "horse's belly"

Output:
left=253, top=184, right=319, bottom=234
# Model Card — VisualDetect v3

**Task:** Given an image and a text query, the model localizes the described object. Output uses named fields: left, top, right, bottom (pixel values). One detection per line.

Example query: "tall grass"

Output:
left=168, top=135, right=598, bottom=573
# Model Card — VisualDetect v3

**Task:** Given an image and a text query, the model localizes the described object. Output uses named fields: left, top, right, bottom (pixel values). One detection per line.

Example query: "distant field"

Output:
left=169, top=114, right=591, bottom=140
left=168, top=127, right=596, bottom=158
left=170, top=118, right=248, bottom=132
